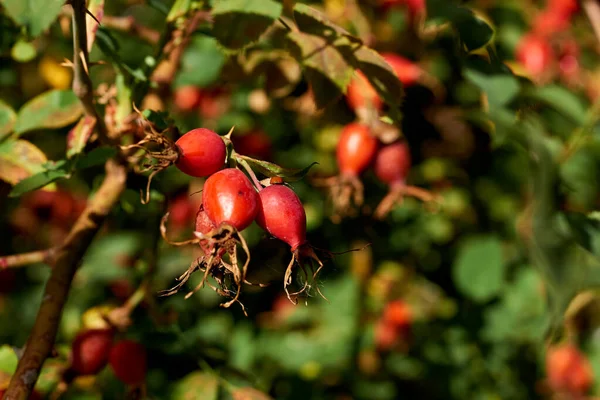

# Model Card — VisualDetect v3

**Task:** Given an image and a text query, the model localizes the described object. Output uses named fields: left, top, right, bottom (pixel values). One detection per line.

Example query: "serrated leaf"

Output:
left=14, top=90, right=84, bottom=135
left=86, top=0, right=105, bottom=52
left=170, top=371, right=219, bottom=400
left=286, top=31, right=353, bottom=108
left=526, top=85, right=587, bottom=124
left=0, top=139, right=48, bottom=185
left=0, top=100, right=17, bottom=139
left=452, top=236, right=505, bottom=302
left=238, top=154, right=317, bottom=181
left=464, top=69, right=519, bottom=107
left=293, top=3, right=357, bottom=41
left=1, top=0, right=64, bottom=37
left=0, top=346, right=18, bottom=374
left=67, top=116, right=96, bottom=158
left=9, top=168, right=71, bottom=197
left=211, top=0, right=283, bottom=51
left=231, top=387, right=274, bottom=400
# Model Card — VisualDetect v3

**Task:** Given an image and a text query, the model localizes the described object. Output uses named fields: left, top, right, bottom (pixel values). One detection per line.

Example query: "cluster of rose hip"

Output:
left=321, top=52, right=436, bottom=221
left=0, top=328, right=147, bottom=397
left=160, top=127, right=322, bottom=310
left=515, top=0, right=581, bottom=85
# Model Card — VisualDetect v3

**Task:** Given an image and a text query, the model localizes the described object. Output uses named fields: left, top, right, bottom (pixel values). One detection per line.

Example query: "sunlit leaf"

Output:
left=0, top=139, right=48, bottom=185
left=14, top=90, right=84, bottom=135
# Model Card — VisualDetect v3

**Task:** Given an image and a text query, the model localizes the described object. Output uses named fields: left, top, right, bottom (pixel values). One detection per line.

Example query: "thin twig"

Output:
left=0, top=249, right=55, bottom=269
left=3, top=160, right=127, bottom=400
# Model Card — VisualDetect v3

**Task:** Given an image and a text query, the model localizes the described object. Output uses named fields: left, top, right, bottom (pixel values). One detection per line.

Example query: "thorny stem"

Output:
left=70, top=0, right=112, bottom=145
left=0, top=249, right=55, bottom=269
left=3, top=160, right=127, bottom=400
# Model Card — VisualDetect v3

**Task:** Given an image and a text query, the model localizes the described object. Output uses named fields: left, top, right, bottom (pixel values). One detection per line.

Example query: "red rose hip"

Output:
left=346, top=71, right=383, bottom=112
left=70, top=329, right=114, bottom=376
left=374, top=142, right=411, bottom=187
left=109, top=340, right=147, bottom=386
left=336, top=123, right=378, bottom=177
left=202, top=168, right=259, bottom=231
left=256, top=184, right=307, bottom=251
left=175, top=128, right=226, bottom=177
left=381, top=53, right=422, bottom=87
left=546, top=343, right=594, bottom=395
left=515, top=34, right=554, bottom=77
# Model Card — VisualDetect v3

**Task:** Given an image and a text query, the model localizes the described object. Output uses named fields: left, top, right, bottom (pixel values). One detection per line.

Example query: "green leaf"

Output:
left=0, top=100, right=17, bottom=139
left=14, top=90, right=84, bottom=135
left=526, top=85, right=587, bottom=124
left=238, top=154, right=317, bottom=181
left=86, top=0, right=105, bottom=52
left=1, top=0, right=64, bottom=37
left=11, top=39, right=36, bottom=62
left=464, top=69, right=519, bottom=107
left=175, top=36, right=226, bottom=88
left=76, top=147, right=118, bottom=169
left=211, top=0, right=283, bottom=51
left=0, top=139, right=49, bottom=185
left=452, top=236, right=505, bottom=302
left=170, top=371, right=219, bottom=400
left=67, top=116, right=96, bottom=158
left=456, top=15, right=494, bottom=51
left=8, top=167, right=70, bottom=197
left=0, top=345, right=18, bottom=374
left=167, top=0, right=192, bottom=22
left=286, top=31, right=354, bottom=108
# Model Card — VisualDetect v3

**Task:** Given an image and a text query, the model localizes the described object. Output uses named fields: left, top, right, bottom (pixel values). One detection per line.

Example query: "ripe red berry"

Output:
left=256, top=184, right=307, bottom=251
left=175, top=128, right=226, bottom=178
left=374, top=142, right=411, bottom=187
left=202, top=169, right=260, bottom=231
left=336, top=123, right=378, bottom=177
left=515, top=34, right=554, bottom=76
left=374, top=319, right=399, bottom=351
left=168, top=194, right=194, bottom=230
left=383, top=300, right=412, bottom=328
left=109, top=340, right=147, bottom=386
left=381, top=53, right=422, bottom=87
left=546, top=344, right=594, bottom=395
left=70, top=329, right=114, bottom=376
left=174, top=85, right=202, bottom=112
left=346, top=71, right=383, bottom=112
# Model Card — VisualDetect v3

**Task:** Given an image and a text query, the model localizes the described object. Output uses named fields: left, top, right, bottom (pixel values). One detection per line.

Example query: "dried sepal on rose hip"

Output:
left=256, top=182, right=326, bottom=303
left=160, top=168, right=260, bottom=312
left=314, top=123, right=378, bottom=222
left=373, top=141, right=439, bottom=219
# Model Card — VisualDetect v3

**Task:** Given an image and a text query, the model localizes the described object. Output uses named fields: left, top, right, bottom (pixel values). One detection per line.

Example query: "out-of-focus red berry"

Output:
left=381, top=53, right=422, bottom=87
left=168, top=194, right=194, bottom=230
left=546, top=343, right=594, bottom=395
left=70, top=329, right=115, bottom=376
left=515, top=34, right=554, bottom=77
left=174, top=86, right=202, bottom=112
left=109, top=340, right=147, bottom=385
left=346, top=71, right=383, bottom=112
left=375, top=319, right=399, bottom=351
left=383, top=300, right=412, bottom=328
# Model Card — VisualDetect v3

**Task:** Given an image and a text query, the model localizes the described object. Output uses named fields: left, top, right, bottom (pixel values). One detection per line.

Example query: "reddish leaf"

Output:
left=0, top=139, right=49, bottom=185
left=67, top=116, right=96, bottom=158
left=86, top=0, right=105, bottom=52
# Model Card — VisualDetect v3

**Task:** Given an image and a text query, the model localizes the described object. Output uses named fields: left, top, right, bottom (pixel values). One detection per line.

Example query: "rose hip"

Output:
left=374, top=142, right=411, bottom=187
left=109, top=340, right=147, bottom=386
left=175, top=128, right=226, bottom=178
left=337, top=123, right=378, bottom=177
left=70, top=329, right=114, bottom=376
left=202, top=169, right=259, bottom=231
